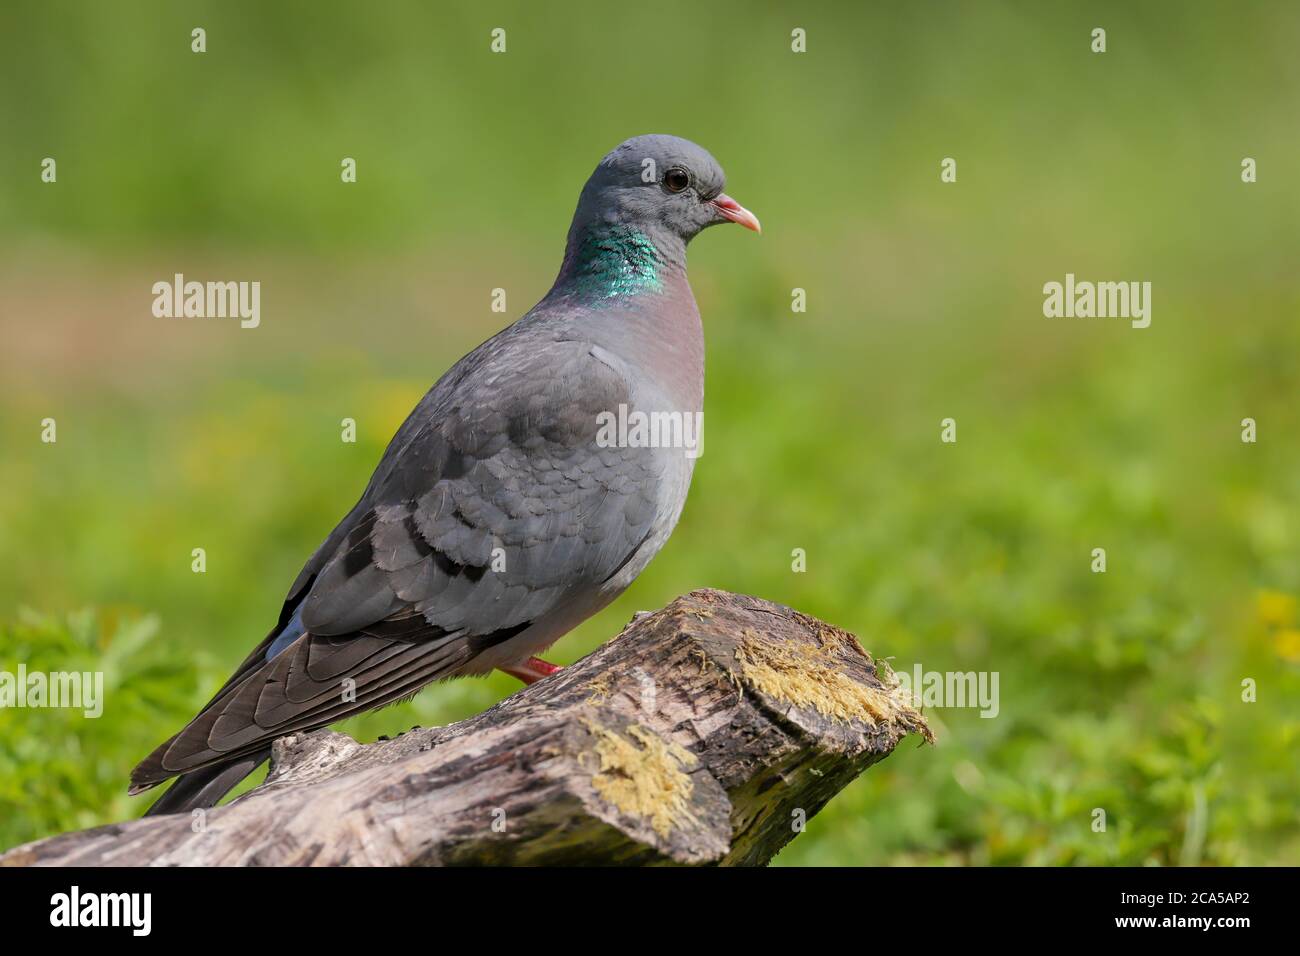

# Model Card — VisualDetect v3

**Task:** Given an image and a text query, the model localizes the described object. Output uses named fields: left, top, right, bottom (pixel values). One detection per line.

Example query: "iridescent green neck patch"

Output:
left=568, top=228, right=664, bottom=300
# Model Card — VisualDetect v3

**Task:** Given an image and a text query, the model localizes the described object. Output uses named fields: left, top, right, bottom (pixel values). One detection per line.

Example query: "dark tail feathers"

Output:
left=140, top=749, right=271, bottom=817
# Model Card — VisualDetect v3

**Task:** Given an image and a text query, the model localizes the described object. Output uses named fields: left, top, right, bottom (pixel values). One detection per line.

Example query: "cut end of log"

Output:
left=679, top=588, right=933, bottom=748
left=2, top=588, right=931, bottom=867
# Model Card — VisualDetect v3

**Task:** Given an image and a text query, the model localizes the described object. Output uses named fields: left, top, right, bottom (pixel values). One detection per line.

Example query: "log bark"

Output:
left=1, top=589, right=931, bottom=867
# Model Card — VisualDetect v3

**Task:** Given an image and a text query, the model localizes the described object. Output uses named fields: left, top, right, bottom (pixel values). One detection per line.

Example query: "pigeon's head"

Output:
left=573, top=134, right=761, bottom=246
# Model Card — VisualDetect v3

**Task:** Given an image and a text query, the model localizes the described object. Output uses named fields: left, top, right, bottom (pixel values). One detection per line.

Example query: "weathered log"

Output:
left=1, top=589, right=931, bottom=866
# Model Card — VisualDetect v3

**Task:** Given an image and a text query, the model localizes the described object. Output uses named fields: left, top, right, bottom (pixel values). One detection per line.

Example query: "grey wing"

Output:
left=303, top=338, right=662, bottom=639
left=131, top=339, right=664, bottom=788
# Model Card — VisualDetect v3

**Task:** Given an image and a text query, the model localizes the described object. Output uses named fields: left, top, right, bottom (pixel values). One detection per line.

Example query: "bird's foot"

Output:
left=500, top=656, right=563, bottom=685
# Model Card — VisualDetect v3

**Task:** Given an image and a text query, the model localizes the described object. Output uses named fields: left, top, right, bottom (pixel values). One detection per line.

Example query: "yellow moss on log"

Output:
left=582, top=718, right=696, bottom=837
left=734, top=630, right=932, bottom=741
left=584, top=672, right=613, bottom=704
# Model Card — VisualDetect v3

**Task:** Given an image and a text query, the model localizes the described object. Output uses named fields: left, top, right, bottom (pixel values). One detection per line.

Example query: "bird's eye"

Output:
left=664, top=168, right=690, bottom=193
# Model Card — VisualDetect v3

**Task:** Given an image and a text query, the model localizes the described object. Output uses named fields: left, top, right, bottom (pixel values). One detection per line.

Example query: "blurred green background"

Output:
left=2, top=1, right=1298, bottom=864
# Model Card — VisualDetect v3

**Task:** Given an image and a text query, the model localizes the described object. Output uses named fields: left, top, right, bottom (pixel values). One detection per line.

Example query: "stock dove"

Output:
left=130, top=134, right=760, bottom=814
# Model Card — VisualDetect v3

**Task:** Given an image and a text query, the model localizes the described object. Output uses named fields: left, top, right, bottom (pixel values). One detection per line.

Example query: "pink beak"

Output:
left=710, top=193, right=762, bottom=233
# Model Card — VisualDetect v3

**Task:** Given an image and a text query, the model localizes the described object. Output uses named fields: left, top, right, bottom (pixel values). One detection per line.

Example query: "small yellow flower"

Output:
left=1274, top=629, right=1300, bottom=664
left=1256, top=590, right=1297, bottom=629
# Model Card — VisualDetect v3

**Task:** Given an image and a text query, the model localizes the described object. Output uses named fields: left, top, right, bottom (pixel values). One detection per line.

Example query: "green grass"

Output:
left=1, top=0, right=1299, bottom=864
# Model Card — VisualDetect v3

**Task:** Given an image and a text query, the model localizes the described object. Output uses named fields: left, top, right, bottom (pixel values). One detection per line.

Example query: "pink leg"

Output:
left=499, top=656, right=563, bottom=685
